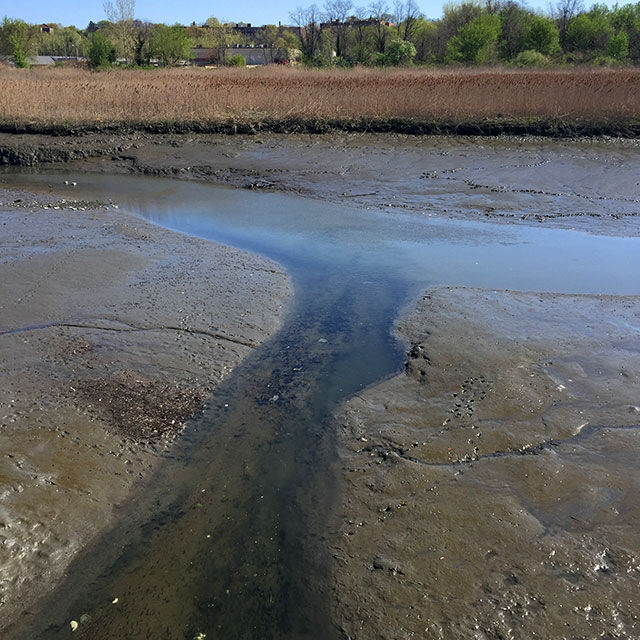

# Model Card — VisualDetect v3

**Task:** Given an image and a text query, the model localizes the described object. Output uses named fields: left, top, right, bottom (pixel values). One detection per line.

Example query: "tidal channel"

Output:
left=4, top=170, right=640, bottom=640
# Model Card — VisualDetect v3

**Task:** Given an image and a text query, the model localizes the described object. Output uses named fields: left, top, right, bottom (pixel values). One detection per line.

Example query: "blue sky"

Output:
left=2, top=0, right=542, bottom=29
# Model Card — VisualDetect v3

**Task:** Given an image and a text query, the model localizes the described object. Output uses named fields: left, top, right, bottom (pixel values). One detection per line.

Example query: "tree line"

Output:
left=2, top=0, right=640, bottom=69
left=291, top=0, right=640, bottom=66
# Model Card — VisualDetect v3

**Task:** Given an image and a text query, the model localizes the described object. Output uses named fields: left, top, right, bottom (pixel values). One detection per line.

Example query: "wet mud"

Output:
left=334, top=288, right=640, bottom=639
left=1, top=133, right=640, bottom=639
left=1, top=132, right=640, bottom=237
left=0, top=189, right=291, bottom=633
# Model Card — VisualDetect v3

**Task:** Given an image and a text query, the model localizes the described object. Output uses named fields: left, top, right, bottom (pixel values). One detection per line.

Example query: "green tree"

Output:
left=610, top=3, right=640, bottom=61
left=446, top=12, right=501, bottom=63
left=607, top=29, right=629, bottom=59
left=523, top=15, right=560, bottom=55
left=38, top=26, right=87, bottom=57
left=553, top=0, right=584, bottom=51
left=1, top=18, right=35, bottom=68
left=433, top=2, right=484, bottom=61
left=566, top=6, right=613, bottom=55
left=499, top=1, right=533, bottom=59
left=411, top=16, right=438, bottom=62
left=150, top=24, right=192, bottom=66
left=87, top=31, right=116, bottom=68
left=385, top=37, right=416, bottom=64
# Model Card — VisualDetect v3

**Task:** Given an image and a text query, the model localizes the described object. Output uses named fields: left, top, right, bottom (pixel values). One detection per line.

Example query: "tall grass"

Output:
left=1, top=66, right=639, bottom=129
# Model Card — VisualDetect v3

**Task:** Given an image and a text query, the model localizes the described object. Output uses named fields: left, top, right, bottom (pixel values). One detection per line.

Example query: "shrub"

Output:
left=228, top=54, right=247, bottom=67
left=386, top=39, right=417, bottom=66
left=514, top=49, right=550, bottom=67
left=372, top=52, right=388, bottom=66
left=593, top=55, right=621, bottom=66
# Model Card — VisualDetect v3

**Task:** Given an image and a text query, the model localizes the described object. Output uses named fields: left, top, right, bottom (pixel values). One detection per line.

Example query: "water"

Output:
left=3, top=170, right=640, bottom=639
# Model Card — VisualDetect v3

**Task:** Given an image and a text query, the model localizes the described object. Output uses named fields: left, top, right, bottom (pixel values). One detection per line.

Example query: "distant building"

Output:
left=26, top=55, right=86, bottom=67
left=39, top=24, right=55, bottom=33
left=320, top=16, right=395, bottom=30
left=232, top=23, right=260, bottom=38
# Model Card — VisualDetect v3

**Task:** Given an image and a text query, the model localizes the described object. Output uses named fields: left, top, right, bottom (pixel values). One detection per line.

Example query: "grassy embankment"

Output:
left=1, top=66, right=640, bottom=136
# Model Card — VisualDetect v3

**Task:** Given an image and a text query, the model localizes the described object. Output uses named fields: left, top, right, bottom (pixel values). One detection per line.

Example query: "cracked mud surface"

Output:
left=0, top=190, right=291, bottom=632
left=333, top=288, right=640, bottom=639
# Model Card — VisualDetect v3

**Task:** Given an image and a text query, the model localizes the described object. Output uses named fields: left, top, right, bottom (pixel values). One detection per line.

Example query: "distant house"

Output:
left=28, top=55, right=56, bottom=66
left=321, top=15, right=395, bottom=30
left=26, top=55, right=86, bottom=67
left=39, top=24, right=55, bottom=33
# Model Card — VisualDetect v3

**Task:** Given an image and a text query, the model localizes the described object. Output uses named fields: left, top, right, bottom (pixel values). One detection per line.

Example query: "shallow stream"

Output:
left=4, top=169, right=640, bottom=639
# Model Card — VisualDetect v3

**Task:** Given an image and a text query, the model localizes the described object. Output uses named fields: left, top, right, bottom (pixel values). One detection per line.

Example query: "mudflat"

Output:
left=1, top=132, right=640, bottom=237
left=334, top=287, right=640, bottom=639
left=1, top=132, right=640, bottom=639
left=0, top=188, right=291, bottom=633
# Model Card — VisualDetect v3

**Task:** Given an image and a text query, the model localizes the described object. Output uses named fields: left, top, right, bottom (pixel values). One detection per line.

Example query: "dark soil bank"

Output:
left=1, top=116, right=640, bottom=139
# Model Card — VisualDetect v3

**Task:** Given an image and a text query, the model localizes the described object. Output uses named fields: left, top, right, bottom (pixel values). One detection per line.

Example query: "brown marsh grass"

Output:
left=1, top=66, right=639, bottom=130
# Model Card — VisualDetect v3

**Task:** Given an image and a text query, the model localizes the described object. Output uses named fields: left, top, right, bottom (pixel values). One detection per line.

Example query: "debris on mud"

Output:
left=75, top=371, right=208, bottom=444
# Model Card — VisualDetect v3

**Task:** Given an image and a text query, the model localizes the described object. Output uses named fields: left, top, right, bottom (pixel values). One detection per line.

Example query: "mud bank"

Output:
left=2, top=117, right=640, bottom=139
left=0, top=188, right=291, bottom=633
left=1, top=132, right=640, bottom=237
left=333, top=287, right=640, bottom=639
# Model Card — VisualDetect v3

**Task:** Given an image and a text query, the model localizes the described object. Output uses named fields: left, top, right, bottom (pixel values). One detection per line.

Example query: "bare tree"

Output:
left=393, top=0, right=421, bottom=41
left=349, top=5, right=372, bottom=62
left=103, top=0, right=136, bottom=62
left=552, top=0, right=584, bottom=50
left=103, top=0, right=135, bottom=22
left=290, top=4, right=324, bottom=60
left=369, top=0, right=391, bottom=52
left=323, top=0, right=353, bottom=57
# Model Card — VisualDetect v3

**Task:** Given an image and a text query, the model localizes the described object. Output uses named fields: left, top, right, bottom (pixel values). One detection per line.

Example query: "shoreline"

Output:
left=0, top=186, right=292, bottom=634
left=3, top=131, right=640, bottom=238
left=2, top=116, right=640, bottom=139
left=0, top=133, right=640, bottom=236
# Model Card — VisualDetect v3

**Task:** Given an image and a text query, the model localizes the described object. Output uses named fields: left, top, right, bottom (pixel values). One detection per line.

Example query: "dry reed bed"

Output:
left=1, top=66, right=639, bottom=129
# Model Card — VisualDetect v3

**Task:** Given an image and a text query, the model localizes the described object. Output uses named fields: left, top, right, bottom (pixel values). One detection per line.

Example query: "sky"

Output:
left=1, top=0, right=492, bottom=29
